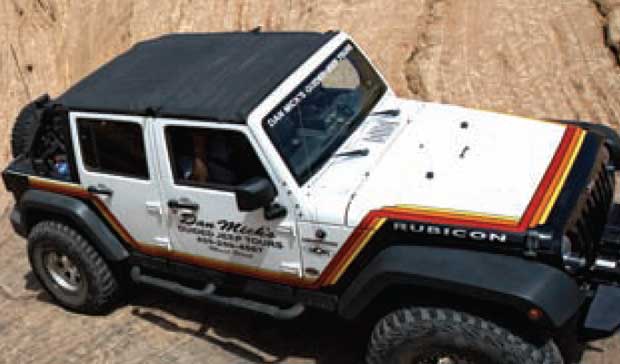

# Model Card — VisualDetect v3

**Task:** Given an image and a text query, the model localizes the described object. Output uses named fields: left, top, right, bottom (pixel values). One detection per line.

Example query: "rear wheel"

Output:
left=367, top=307, right=563, bottom=364
left=28, top=221, right=122, bottom=314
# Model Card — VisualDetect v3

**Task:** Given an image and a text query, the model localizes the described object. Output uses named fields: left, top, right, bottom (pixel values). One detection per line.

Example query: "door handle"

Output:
left=87, top=184, right=113, bottom=196
left=167, top=199, right=199, bottom=211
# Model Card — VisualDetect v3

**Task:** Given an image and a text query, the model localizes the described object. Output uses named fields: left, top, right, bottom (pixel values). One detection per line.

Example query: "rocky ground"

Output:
left=2, top=0, right=620, bottom=362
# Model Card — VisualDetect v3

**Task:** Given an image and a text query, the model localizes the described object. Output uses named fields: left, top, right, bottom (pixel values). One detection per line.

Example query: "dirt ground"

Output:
left=3, top=0, right=620, bottom=363
left=0, top=232, right=619, bottom=364
left=0, top=232, right=367, bottom=364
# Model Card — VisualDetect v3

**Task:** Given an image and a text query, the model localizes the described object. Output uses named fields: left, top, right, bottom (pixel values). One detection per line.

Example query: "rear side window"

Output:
left=77, top=118, right=149, bottom=179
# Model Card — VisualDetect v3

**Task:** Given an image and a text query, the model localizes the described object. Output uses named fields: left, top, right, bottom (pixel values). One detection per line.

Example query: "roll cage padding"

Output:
left=338, top=245, right=584, bottom=328
left=18, top=189, right=129, bottom=261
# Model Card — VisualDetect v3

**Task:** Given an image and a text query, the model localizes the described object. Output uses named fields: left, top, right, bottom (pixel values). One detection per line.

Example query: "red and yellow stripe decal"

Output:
left=28, top=176, right=315, bottom=287
left=317, top=125, right=586, bottom=286
left=530, top=127, right=586, bottom=225
left=28, top=125, right=586, bottom=288
left=28, top=176, right=385, bottom=288
left=314, top=215, right=387, bottom=286
left=388, top=127, right=585, bottom=228
left=375, top=126, right=586, bottom=232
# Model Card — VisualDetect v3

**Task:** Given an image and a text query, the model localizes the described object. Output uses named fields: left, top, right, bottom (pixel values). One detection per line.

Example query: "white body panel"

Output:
left=305, top=99, right=566, bottom=226
left=297, top=222, right=354, bottom=277
left=69, top=112, right=170, bottom=247
left=153, top=118, right=303, bottom=277
left=298, top=94, right=404, bottom=225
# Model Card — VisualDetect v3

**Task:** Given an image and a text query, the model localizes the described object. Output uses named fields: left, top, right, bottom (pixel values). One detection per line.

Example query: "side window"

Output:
left=77, top=118, right=149, bottom=179
left=166, top=126, right=268, bottom=190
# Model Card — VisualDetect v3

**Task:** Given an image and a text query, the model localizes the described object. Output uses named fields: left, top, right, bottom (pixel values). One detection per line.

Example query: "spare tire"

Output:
left=11, top=95, right=49, bottom=158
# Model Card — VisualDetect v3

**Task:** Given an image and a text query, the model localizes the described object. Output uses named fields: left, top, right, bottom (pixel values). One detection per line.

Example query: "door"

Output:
left=70, top=112, right=169, bottom=248
left=155, top=119, right=302, bottom=281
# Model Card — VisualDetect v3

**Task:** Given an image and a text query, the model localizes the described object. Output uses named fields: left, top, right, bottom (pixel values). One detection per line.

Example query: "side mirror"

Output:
left=235, top=177, right=276, bottom=212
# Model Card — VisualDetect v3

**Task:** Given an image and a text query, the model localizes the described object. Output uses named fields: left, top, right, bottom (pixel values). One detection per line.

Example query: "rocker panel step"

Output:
left=130, top=266, right=305, bottom=320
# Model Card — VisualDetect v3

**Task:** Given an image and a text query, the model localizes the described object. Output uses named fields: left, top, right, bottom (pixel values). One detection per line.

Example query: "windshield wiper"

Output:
left=334, top=148, right=370, bottom=158
left=371, top=108, right=400, bottom=117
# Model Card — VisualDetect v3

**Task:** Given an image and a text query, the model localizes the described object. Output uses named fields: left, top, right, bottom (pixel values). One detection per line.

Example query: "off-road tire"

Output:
left=367, top=307, right=563, bottom=364
left=11, top=100, right=41, bottom=158
left=28, top=221, right=122, bottom=314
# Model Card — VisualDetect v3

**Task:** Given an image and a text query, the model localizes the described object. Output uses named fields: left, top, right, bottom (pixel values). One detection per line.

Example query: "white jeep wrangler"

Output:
left=4, top=31, right=620, bottom=364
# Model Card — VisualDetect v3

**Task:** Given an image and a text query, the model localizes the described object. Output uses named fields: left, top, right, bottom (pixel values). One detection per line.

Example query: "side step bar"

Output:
left=130, top=266, right=305, bottom=320
left=582, top=284, right=620, bottom=340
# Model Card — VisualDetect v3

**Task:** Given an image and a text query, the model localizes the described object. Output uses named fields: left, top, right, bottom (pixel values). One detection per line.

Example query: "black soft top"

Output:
left=57, top=31, right=336, bottom=123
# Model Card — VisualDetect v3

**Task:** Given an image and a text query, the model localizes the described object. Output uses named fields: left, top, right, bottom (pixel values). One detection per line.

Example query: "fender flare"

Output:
left=18, top=189, right=129, bottom=262
left=556, top=119, right=620, bottom=167
left=338, top=246, right=584, bottom=329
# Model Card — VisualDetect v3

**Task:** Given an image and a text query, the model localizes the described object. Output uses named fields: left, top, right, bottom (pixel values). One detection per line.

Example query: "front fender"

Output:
left=556, top=120, right=620, bottom=167
left=18, top=189, right=129, bottom=262
left=338, top=246, right=584, bottom=329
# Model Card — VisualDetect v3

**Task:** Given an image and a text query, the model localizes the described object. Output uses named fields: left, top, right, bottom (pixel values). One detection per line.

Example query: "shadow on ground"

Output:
left=23, top=271, right=367, bottom=364
left=21, top=266, right=618, bottom=364
left=128, top=288, right=368, bottom=364
left=23, top=270, right=611, bottom=364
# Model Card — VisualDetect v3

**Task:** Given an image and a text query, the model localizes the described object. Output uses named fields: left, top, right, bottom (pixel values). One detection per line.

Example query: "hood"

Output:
left=305, top=99, right=585, bottom=230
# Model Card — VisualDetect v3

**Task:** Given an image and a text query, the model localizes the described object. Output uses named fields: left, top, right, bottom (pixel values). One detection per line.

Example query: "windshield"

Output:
left=263, top=42, right=387, bottom=185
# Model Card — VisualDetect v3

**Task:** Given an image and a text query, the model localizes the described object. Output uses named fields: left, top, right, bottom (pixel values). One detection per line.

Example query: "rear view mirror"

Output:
left=235, top=177, right=276, bottom=212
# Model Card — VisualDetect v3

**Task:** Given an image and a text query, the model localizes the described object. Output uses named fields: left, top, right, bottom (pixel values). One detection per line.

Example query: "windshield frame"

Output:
left=261, top=41, right=387, bottom=186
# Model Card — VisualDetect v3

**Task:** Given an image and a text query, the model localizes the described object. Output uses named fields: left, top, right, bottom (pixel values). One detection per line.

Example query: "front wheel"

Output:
left=367, top=307, right=563, bottom=364
left=28, top=221, right=122, bottom=314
